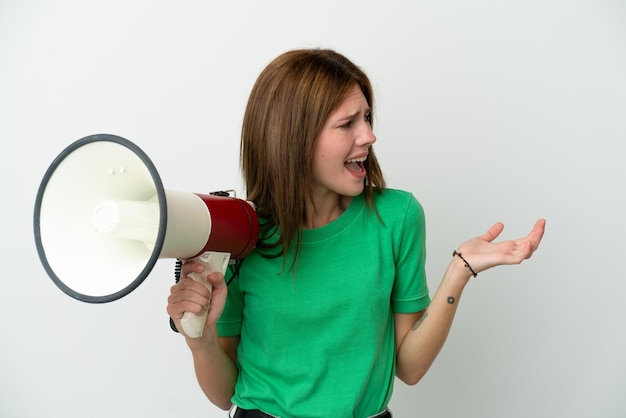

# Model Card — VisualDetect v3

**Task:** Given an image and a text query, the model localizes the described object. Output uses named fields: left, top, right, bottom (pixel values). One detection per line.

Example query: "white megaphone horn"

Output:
left=33, top=134, right=259, bottom=338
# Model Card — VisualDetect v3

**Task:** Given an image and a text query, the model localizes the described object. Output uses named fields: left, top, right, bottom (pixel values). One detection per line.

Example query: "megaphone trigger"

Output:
left=179, top=251, right=231, bottom=338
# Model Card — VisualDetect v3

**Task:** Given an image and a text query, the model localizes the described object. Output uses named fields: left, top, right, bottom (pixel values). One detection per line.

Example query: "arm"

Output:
left=167, top=263, right=239, bottom=410
left=395, top=219, right=546, bottom=385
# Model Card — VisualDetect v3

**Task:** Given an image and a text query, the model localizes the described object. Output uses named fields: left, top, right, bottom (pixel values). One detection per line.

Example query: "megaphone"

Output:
left=33, top=134, right=259, bottom=338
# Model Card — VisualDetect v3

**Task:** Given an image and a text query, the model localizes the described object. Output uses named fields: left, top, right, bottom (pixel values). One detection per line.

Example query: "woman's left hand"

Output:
left=455, top=219, right=546, bottom=275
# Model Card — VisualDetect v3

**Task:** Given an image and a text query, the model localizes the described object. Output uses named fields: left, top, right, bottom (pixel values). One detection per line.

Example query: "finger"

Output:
left=181, top=261, right=205, bottom=276
left=506, top=222, right=545, bottom=262
left=523, top=219, right=546, bottom=258
left=167, top=299, right=206, bottom=319
left=183, top=275, right=212, bottom=293
left=168, top=283, right=209, bottom=304
left=205, top=271, right=226, bottom=288
left=170, top=277, right=212, bottom=305
left=167, top=289, right=207, bottom=316
left=480, top=222, right=504, bottom=243
left=528, top=219, right=546, bottom=248
left=168, top=288, right=209, bottom=315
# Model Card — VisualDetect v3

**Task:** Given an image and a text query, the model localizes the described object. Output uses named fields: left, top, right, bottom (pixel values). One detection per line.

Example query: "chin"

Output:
left=341, top=183, right=365, bottom=197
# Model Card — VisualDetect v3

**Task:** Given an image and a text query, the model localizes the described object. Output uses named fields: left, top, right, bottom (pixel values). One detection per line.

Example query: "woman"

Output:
left=167, top=49, right=545, bottom=418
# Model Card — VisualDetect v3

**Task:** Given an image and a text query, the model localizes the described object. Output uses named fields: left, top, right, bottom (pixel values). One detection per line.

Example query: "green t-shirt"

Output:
left=218, top=189, right=430, bottom=418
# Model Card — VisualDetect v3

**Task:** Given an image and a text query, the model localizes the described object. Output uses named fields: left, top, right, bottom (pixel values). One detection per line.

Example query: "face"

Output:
left=311, top=84, right=377, bottom=201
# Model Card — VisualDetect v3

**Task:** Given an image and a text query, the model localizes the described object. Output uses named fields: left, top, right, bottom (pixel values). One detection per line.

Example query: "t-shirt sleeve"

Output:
left=390, top=194, right=430, bottom=313
left=217, top=264, right=244, bottom=337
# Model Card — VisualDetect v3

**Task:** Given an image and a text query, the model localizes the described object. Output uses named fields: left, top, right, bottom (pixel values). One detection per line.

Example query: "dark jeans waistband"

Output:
left=232, top=406, right=392, bottom=418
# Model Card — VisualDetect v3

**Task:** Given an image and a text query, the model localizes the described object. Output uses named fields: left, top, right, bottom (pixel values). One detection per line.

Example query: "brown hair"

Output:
left=241, top=48, right=385, bottom=267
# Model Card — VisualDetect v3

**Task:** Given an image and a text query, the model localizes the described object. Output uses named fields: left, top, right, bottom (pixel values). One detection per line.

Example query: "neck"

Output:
left=303, top=194, right=352, bottom=229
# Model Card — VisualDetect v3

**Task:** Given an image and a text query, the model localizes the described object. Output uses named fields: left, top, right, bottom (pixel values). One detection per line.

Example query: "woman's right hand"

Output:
left=167, top=261, right=229, bottom=342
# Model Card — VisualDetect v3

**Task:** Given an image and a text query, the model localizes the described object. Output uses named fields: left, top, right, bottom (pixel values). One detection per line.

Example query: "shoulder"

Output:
left=372, top=188, right=424, bottom=219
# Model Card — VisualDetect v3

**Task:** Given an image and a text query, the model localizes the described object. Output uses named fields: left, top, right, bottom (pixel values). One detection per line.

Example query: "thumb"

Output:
left=480, top=222, right=504, bottom=243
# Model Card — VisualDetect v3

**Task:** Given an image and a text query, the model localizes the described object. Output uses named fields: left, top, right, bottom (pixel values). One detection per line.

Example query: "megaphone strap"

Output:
left=227, top=259, right=244, bottom=286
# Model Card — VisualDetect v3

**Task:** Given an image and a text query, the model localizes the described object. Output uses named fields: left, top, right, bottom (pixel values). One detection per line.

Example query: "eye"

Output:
left=339, top=120, right=353, bottom=129
left=364, top=112, right=372, bottom=125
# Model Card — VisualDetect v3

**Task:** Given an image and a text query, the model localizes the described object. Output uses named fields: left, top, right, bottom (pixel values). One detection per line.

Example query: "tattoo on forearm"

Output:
left=410, top=298, right=455, bottom=332
left=411, top=311, right=428, bottom=331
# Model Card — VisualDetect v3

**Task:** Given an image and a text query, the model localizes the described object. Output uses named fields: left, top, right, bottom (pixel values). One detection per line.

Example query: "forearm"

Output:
left=396, top=219, right=546, bottom=384
left=186, top=325, right=238, bottom=410
left=396, top=258, right=472, bottom=385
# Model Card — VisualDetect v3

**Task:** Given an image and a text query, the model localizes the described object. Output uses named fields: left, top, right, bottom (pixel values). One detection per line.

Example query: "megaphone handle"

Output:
left=180, top=251, right=231, bottom=338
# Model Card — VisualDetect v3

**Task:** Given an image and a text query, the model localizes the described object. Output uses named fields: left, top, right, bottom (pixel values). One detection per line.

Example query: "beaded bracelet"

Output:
left=452, top=250, right=478, bottom=278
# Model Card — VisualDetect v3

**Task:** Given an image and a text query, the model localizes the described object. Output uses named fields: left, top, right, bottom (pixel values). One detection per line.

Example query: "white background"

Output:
left=1, top=1, right=625, bottom=417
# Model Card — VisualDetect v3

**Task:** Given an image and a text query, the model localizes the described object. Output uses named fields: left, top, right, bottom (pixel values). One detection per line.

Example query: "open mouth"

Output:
left=344, top=156, right=366, bottom=174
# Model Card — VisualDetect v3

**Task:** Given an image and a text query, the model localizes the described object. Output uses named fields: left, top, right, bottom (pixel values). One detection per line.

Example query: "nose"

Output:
left=357, top=123, right=376, bottom=148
